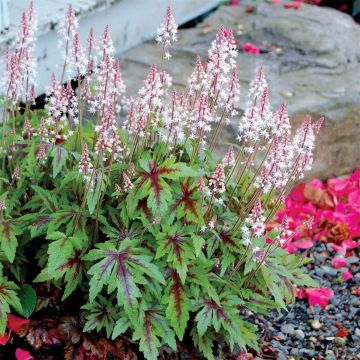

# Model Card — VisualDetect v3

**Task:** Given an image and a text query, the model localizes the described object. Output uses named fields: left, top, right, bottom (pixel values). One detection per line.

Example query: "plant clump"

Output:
left=0, top=3, right=322, bottom=359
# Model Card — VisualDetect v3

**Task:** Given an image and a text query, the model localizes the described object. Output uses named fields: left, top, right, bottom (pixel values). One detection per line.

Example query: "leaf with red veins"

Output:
left=134, top=306, right=176, bottom=360
left=84, top=240, right=164, bottom=313
left=34, top=232, right=86, bottom=300
left=164, top=268, right=190, bottom=340
left=156, top=226, right=195, bottom=282
left=131, top=153, right=198, bottom=217
left=170, top=180, right=203, bottom=224
left=0, top=220, right=20, bottom=263
left=218, top=230, right=240, bottom=250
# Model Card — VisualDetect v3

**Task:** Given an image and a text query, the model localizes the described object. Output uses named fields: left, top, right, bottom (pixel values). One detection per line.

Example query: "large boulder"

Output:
left=120, top=2, right=360, bottom=180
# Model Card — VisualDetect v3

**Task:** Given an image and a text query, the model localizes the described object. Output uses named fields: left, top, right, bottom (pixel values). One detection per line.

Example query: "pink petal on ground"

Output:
left=242, top=43, right=260, bottom=55
left=271, top=0, right=281, bottom=3
left=296, top=288, right=307, bottom=299
left=343, top=240, right=359, bottom=250
left=283, top=242, right=298, bottom=254
left=227, top=0, right=240, bottom=5
left=342, top=271, right=353, bottom=282
left=0, top=330, right=11, bottom=345
left=289, top=184, right=306, bottom=203
left=329, top=243, right=347, bottom=255
left=305, top=288, right=334, bottom=308
left=349, top=168, right=360, bottom=182
left=327, top=178, right=353, bottom=197
left=284, top=3, right=301, bottom=8
left=15, top=349, right=33, bottom=360
left=308, top=179, right=325, bottom=190
left=357, top=288, right=360, bottom=296
left=331, top=257, right=347, bottom=268
left=348, top=190, right=360, bottom=211
left=293, top=238, right=314, bottom=249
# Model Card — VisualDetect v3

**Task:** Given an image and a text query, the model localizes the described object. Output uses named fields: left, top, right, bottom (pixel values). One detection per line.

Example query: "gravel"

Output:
left=255, top=242, right=360, bottom=359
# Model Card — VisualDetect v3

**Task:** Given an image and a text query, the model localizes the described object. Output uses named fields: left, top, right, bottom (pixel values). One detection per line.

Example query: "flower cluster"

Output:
left=156, top=6, right=178, bottom=60
left=0, top=1, right=37, bottom=104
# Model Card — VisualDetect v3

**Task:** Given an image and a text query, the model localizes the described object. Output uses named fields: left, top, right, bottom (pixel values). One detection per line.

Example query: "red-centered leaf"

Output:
left=170, top=180, right=203, bottom=223
left=136, top=160, right=176, bottom=215
left=137, top=313, right=161, bottom=360
left=132, top=154, right=197, bottom=216
left=0, top=221, right=19, bottom=263
left=219, top=230, right=240, bottom=250
left=82, top=295, right=117, bottom=338
left=0, top=274, right=22, bottom=335
left=164, top=268, right=190, bottom=340
left=85, top=240, right=164, bottom=312
left=34, top=233, right=86, bottom=300
left=133, top=304, right=177, bottom=359
left=195, top=301, right=213, bottom=336
left=156, top=227, right=194, bottom=282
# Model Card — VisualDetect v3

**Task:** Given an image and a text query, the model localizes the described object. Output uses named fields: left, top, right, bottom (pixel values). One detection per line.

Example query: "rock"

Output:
left=310, top=319, right=322, bottom=330
left=335, top=337, right=346, bottom=346
left=119, top=1, right=360, bottom=180
left=275, top=332, right=287, bottom=341
left=294, top=329, right=305, bottom=340
left=280, top=324, right=295, bottom=335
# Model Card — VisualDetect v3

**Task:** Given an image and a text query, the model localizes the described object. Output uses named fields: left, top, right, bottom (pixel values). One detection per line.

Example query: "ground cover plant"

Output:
left=0, top=3, right=323, bottom=359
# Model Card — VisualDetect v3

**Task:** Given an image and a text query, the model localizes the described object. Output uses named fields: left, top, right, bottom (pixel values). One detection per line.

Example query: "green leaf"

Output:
left=156, top=226, right=195, bottom=283
left=112, top=314, right=131, bottom=339
left=86, top=171, right=105, bottom=215
left=82, top=295, right=117, bottom=338
left=85, top=241, right=164, bottom=312
left=0, top=271, right=21, bottom=335
left=0, top=221, right=20, bottom=263
left=17, top=284, right=37, bottom=318
left=163, top=269, right=190, bottom=340
left=51, top=146, right=68, bottom=178
left=31, top=185, right=58, bottom=212
left=192, top=235, right=205, bottom=257
left=34, top=232, right=86, bottom=300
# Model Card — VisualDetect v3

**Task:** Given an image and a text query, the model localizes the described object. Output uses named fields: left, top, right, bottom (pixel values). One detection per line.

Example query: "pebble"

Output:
left=255, top=241, right=360, bottom=358
left=294, top=329, right=305, bottom=340
left=310, top=319, right=322, bottom=330
left=325, top=336, right=335, bottom=341
left=280, top=324, right=295, bottom=335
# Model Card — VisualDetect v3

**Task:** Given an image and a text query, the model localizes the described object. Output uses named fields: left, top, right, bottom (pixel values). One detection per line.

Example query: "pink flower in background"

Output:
left=305, top=288, right=334, bottom=308
left=342, top=271, right=353, bottom=282
left=242, top=43, right=260, bottom=55
left=227, top=0, right=240, bottom=5
left=331, top=257, right=347, bottom=268
left=284, top=3, right=301, bottom=9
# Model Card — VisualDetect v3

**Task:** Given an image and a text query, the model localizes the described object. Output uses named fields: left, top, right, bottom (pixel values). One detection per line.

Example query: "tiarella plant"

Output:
left=0, top=3, right=322, bottom=359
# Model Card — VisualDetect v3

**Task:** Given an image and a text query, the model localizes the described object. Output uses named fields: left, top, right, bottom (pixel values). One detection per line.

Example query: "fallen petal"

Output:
left=305, top=288, right=334, bottom=308
left=342, top=271, right=353, bottom=281
left=331, top=257, right=347, bottom=268
left=15, top=349, right=33, bottom=360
